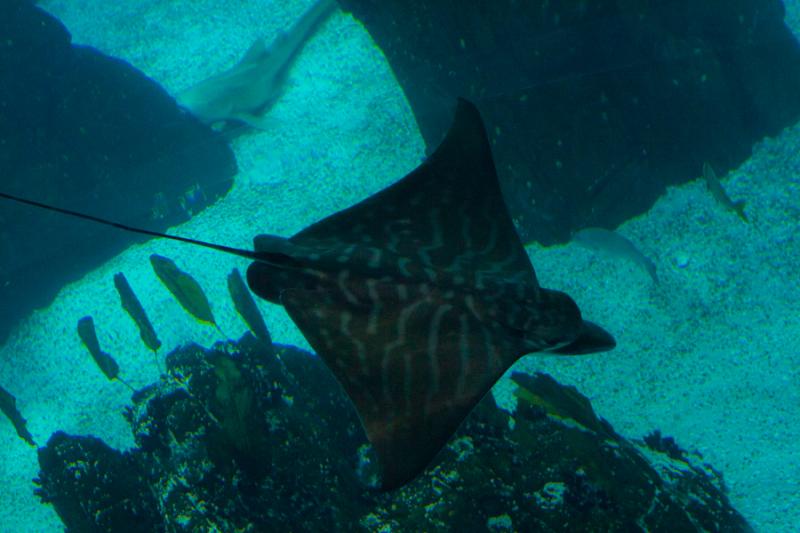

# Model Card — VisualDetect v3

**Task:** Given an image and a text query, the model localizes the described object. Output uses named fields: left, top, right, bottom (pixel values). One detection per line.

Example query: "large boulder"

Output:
left=0, top=0, right=236, bottom=342
left=35, top=335, right=751, bottom=531
left=336, top=0, right=800, bottom=245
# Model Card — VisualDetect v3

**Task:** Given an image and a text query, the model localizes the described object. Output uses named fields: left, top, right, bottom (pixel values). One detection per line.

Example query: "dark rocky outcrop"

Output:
left=337, top=0, right=800, bottom=245
left=35, top=335, right=751, bottom=531
left=0, top=0, right=236, bottom=343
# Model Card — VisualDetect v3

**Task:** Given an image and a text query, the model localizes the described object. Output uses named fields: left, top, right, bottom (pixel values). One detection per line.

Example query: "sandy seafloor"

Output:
left=0, top=0, right=798, bottom=531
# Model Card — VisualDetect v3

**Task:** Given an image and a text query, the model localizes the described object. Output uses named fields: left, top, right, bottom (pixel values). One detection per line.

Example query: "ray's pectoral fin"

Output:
left=280, top=282, right=527, bottom=490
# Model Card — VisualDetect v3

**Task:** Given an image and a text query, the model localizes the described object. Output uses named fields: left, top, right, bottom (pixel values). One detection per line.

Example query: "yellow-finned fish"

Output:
left=114, top=272, right=162, bottom=352
left=150, top=254, right=217, bottom=329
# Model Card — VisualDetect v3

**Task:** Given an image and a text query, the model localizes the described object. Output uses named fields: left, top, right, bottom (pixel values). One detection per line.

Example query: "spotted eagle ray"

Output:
left=0, top=98, right=615, bottom=489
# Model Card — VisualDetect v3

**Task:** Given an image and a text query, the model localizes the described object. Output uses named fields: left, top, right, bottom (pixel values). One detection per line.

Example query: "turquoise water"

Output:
left=0, top=0, right=798, bottom=531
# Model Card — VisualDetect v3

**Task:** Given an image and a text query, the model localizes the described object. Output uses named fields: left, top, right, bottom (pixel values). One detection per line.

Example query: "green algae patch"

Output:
left=211, top=354, right=257, bottom=455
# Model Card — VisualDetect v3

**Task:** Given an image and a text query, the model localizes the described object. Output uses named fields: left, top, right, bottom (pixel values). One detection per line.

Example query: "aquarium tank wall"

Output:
left=0, top=0, right=798, bottom=531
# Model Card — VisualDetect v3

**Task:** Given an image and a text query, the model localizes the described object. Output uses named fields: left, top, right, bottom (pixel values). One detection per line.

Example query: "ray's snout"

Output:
left=551, top=320, right=616, bottom=355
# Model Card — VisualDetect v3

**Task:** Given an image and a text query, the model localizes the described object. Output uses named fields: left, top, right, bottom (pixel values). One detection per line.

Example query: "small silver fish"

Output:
left=573, top=227, right=658, bottom=283
left=702, top=162, right=748, bottom=222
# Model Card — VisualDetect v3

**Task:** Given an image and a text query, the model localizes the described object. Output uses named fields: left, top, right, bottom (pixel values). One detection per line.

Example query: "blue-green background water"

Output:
left=0, top=0, right=798, bottom=531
